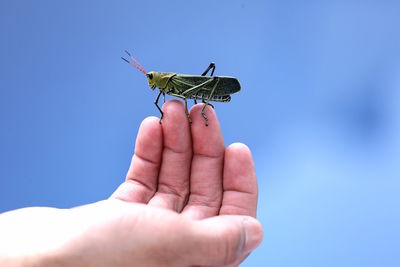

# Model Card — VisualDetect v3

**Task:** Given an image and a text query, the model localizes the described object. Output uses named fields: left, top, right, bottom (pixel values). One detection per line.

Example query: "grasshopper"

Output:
left=122, top=50, right=241, bottom=126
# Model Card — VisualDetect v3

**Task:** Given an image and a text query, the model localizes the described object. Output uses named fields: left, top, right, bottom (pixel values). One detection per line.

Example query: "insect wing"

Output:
left=170, top=75, right=240, bottom=97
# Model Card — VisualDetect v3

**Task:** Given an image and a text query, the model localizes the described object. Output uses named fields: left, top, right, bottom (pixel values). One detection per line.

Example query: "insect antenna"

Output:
left=121, top=50, right=147, bottom=75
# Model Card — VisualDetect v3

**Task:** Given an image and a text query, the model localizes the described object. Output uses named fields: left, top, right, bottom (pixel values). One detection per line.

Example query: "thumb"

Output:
left=188, top=215, right=263, bottom=266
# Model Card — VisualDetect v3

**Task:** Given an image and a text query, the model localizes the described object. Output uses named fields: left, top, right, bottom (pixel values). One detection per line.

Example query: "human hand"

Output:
left=111, top=100, right=262, bottom=265
left=0, top=101, right=262, bottom=267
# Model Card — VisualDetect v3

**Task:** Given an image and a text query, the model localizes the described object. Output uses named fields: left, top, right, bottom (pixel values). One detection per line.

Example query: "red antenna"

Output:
left=121, top=50, right=147, bottom=75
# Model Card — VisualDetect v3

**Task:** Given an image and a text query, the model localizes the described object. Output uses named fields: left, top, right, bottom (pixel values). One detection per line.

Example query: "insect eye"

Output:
left=148, top=73, right=153, bottom=79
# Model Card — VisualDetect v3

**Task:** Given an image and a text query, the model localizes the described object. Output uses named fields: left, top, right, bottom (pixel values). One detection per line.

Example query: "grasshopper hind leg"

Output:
left=195, top=62, right=215, bottom=105
left=201, top=62, right=216, bottom=109
left=201, top=62, right=216, bottom=76
left=201, top=78, right=219, bottom=126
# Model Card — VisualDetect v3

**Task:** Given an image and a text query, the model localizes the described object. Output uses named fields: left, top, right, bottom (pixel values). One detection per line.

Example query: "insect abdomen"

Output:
left=211, top=95, right=231, bottom=102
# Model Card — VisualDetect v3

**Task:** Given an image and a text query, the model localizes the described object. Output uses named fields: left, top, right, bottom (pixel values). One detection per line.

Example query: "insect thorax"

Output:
left=154, top=72, right=176, bottom=91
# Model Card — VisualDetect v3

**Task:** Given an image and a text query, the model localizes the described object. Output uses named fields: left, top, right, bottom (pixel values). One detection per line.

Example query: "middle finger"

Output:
left=148, top=100, right=192, bottom=212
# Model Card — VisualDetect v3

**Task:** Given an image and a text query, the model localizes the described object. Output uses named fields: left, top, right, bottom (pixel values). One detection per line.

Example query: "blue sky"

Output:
left=1, top=1, right=399, bottom=266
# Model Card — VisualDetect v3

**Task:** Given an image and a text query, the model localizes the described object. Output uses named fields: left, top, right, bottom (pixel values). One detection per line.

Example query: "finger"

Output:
left=111, top=117, right=162, bottom=203
left=181, top=104, right=225, bottom=219
left=148, top=100, right=192, bottom=212
left=184, top=215, right=263, bottom=266
left=220, top=143, right=258, bottom=217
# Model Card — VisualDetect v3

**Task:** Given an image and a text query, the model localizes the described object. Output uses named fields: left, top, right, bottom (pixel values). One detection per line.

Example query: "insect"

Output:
left=121, top=50, right=241, bottom=126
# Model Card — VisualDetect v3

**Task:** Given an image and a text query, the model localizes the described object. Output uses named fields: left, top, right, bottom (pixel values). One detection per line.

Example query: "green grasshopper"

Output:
left=122, top=50, right=241, bottom=126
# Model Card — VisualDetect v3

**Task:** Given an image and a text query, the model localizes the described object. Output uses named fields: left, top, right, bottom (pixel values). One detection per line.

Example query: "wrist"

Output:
left=0, top=207, right=71, bottom=267
left=0, top=251, right=57, bottom=267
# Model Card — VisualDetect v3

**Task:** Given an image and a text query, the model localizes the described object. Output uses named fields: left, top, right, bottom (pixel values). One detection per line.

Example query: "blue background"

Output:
left=1, top=1, right=399, bottom=266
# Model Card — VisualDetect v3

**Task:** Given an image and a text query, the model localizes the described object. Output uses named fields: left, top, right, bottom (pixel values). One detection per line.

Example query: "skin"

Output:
left=0, top=100, right=263, bottom=267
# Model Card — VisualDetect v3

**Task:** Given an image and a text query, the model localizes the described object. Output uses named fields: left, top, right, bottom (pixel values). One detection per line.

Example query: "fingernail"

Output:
left=242, top=218, right=263, bottom=253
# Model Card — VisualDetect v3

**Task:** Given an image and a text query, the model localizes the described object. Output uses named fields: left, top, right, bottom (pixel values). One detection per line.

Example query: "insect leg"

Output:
left=194, top=95, right=197, bottom=105
left=168, top=93, right=193, bottom=124
left=163, top=92, right=166, bottom=103
left=169, top=78, right=214, bottom=124
left=184, top=98, right=192, bottom=124
left=197, top=62, right=215, bottom=104
left=154, top=90, right=163, bottom=123
left=201, top=62, right=216, bottom=76
left=181, top=79, right=214, bottom=98
left=201, top=98, right=214, bottom=109
left=201, top=78, right=219, bottom=126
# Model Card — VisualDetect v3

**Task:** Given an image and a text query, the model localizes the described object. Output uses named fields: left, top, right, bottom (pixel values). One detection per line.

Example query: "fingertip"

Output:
left=142, top=116, right=160, bottom=124
left=225, top=143, right=254, bottom=170
left=140, top=116, right=162, bottom=132
left=133, top=116, right=163, bottom=165
left=161, top=100, right=191, bottom=135
left=162, top=99, right=185, bottom=113
left=189, top=103, right=216, bottom=115
left=242, top=216, right=263, bottom=253
left=189, top=103, right=218, bottom=126
left=226, top=142, right=252, bottom=156
left=137, top=116, right=163, bottom=147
